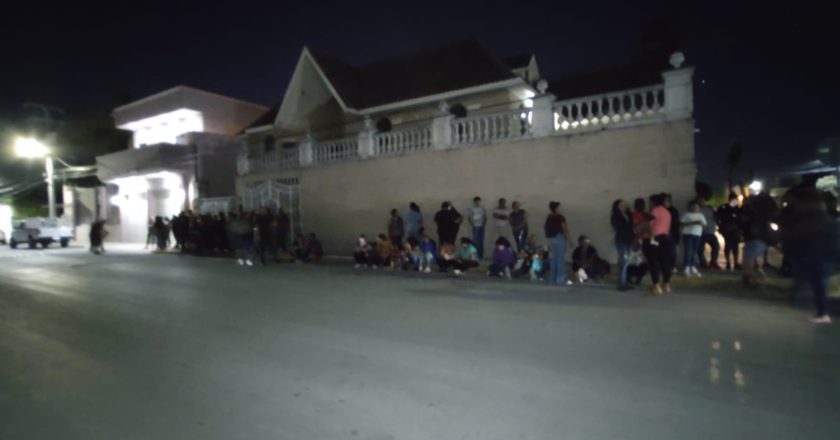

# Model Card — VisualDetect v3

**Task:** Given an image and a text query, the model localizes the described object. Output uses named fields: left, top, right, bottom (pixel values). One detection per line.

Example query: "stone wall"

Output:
left=238, top=119, right=696, bottom=262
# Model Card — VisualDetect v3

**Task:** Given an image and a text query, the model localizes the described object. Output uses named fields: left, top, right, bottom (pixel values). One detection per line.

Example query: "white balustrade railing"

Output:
left=553, top=85, right=665, bottom=132
left=374, top=126, right=432, bottom=156
left=237, top=79, right=686, bottom=175
left=249, top=147, right=300, bottom=172
left=314, top=138, right=359, bottom=164
left=451, top=108, right=532, bottom=145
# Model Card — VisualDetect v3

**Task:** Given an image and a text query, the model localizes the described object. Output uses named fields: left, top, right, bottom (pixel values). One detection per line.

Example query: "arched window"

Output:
left=449, top=103, right=467, bottom=118
left=375, top=117, right=392, bottom=133
left=263, top=135, right=276, bottom=154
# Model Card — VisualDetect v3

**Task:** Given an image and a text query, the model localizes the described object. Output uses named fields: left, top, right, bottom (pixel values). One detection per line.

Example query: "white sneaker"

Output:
left=424, top=267, right=431, bottom=273
left=453, top=269, right=462, bottom=276
left=684, top=267, right=692, bottom=277
left=691, top=266, right=702, bottom=277
left=245, top=260, right=254, bottom=266
left=237, top=259, right=244, bottom=266
left=505, top=267, right=512, bottom=280
left=809, top=315, right=832, bottom=325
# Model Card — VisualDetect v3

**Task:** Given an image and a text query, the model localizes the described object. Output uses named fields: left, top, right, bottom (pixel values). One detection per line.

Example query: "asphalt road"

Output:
left=1, top=245, right=838, bottom=440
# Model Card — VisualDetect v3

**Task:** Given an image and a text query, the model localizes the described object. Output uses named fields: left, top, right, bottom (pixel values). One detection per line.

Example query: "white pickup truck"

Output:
left=9, top=217, right=74, bottom=249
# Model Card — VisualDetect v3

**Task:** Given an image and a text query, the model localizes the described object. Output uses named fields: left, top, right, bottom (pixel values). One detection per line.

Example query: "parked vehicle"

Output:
left=9, top=218, right=73, bottom=249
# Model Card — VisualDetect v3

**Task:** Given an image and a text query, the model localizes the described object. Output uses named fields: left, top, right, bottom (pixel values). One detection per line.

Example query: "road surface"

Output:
left=1, top=246, right=838, bottom=439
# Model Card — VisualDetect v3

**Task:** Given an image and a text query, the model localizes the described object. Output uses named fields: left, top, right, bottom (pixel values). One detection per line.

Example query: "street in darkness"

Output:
left=1, top=247, right=838, bottom=439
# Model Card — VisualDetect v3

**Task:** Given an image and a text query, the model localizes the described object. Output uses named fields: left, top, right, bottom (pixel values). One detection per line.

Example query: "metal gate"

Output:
left=242, top=178, right=301, bottom=239
left=198, top=197, right=235, bottom=215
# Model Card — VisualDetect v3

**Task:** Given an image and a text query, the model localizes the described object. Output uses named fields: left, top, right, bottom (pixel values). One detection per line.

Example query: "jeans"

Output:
left=514, top=227, right=528, bottom=252
left=472, top=226, right=485, bottom=260
left=722, top=232, right=741, bottom=267
left=615, top=241, right=632, bottom=286
left=237, top=236, right=253, bottom=262
left=697, top=232, right=720, bottom=266
left=644, top=235, right=674, bottom=284
left=547, top=235, right=567, bottom=285
left=793, top=255, right=829, bottom=316
left=683, top=235, right=701, bottom=268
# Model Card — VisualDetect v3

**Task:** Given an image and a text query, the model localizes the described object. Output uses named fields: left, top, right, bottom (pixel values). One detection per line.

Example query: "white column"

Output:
left=298, top=133, right=314, bottom=166
left=530, top=93, right=556, bottom=137
left=45, top=156, right=56, bottom=218
left=358, top=116, right=375, bottom=158
left=432, top=102, right=453, bottom=150
left=662, top=65, right=694, bottom=121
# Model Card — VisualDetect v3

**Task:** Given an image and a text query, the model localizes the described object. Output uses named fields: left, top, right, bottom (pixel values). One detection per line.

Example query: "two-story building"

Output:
left=96, top=86, right=267, bottom=242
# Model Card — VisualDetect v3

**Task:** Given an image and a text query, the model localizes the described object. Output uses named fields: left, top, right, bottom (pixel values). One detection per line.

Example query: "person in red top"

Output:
left=645, top=193, right=675, bottom=294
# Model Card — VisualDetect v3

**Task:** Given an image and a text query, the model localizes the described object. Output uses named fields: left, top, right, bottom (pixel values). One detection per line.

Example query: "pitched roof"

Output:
left=243, top=104, right=279, bottom=131
left=548, top=60, right=670, bottom=100
left=307, top=40, right=518, bottom=110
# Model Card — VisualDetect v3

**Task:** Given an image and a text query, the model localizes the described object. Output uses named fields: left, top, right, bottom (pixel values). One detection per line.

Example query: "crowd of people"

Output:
left=140, top=207, right=323, bottom=266
left=352, top=188, right=838, bottom=324
left=354, top=197, right=576, bottom=284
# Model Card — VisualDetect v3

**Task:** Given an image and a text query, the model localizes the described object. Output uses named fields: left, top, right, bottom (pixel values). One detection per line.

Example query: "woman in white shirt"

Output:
left=681, top=200, right=708, bottom=277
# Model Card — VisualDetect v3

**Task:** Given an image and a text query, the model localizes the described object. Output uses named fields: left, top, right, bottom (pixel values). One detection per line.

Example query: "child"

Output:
left=488, top=237, right=515, bottom=279
left=419, top=234, right=437, bottom=273
left=370, top=233, right=394, bottom=269
left=530, top=249, right=545, bottom=281
left=625, top=241, right=648, bottom=286
left=354, top=234, right=370, bottom=268
left=436, top=242, right=458, bottom=273
left=403, top=237, right=421, bottom=270
left=453, top=237, right=480, bottom=276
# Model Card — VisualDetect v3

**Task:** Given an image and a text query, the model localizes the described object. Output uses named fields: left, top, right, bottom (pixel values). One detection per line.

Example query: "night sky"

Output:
left=2, top=0, right=838, bottom=184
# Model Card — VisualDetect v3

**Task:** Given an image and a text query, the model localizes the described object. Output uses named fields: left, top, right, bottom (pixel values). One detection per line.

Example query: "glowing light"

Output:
left=749, top=180, right=763, bottom=193
left=524, top=98, right=534, bottom=108
left=737, top=195, right=744, bottom=202
left=0, top=204, right=12, bottom=239
left=119, top=108, right=204, bottom=148
left=14, top=137, right=49, bottom=158
left=770, top=222, right=779, bottom=231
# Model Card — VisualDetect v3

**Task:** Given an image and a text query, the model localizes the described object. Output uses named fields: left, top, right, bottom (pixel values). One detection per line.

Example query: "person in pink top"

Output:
left=643, top=193, right=675, bottom=294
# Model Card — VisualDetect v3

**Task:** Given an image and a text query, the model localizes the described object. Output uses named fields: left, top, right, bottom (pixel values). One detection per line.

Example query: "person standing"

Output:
left=493, top=198, right=511, bottom=242
left=229, top=213, right=255, bottom=266
left=611, top=199, right=635, bottom=290
left=275, top=208, right=290, bottom=252
left=89, top=219, right=108, bottom=254
left=256, top=207, right=275, bottom=265
left=647, top=194, right=674, bottom=294
left=680, top=201, right=707, bottom=277
left=433, top=201, right=462, bottom=246
left=740, top=194, right=778, bottom=287
left=467, top=196, right=487, bottom=259
left=544, top=201, right=570, bottom=285
left=696, top=197, right=721, bottom=270
left=664, top=194, right=680, bottom=275
left=716, top=193, right=744, bottom=271
left=406, top=202, right=424, bottom=241
left=510, top=201, right=529, bottom=252
left=387, top=209, right=405, bottom=248
left=780, top=187, right=838, bottom=324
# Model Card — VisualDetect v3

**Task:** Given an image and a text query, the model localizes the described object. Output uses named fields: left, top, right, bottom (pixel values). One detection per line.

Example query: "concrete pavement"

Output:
left=1, top=246, right=838, bottom=439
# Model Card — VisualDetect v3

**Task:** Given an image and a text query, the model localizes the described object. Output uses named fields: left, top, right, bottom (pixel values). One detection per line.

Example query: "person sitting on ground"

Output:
left=530, top=248, right=546, bottom=281
left=572, top=235, right=610, bottom=282
left=452, top=237, right=480, bottom=276
left=403, top=237, right=421, bottom=270
left=370, top=233, right=394, bottom=269
left=488, top=237, right=516, bottom=279
left=625, top=241, right=648, bottom=285
left=354, top=234, right=371, bottom=268
left=512, top=235, right=539, bottom=278
left=418, top=234, right=437, bottom=273
left=292, top=232, right=308, bottom=262
left=436, top=241, right=458, bottom=273
left=307, top=233, right=323, bottom=262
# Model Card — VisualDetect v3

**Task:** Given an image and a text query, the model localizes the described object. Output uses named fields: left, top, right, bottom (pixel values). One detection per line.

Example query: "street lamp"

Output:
left=14, top=137, right=56, bottom=219
left=749, top=180, right=763, bottom=194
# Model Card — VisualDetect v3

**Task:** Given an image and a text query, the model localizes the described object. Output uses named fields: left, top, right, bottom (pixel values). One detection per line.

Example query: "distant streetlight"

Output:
left=749, top=180, right=763, bottom=194
left=14, top=137, right=56, bottom=218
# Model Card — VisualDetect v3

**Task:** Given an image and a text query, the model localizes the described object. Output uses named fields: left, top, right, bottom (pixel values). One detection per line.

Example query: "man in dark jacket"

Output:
left=716, top=193, right=744, bottom=270
left=434, top=201, right=463, bottom=246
